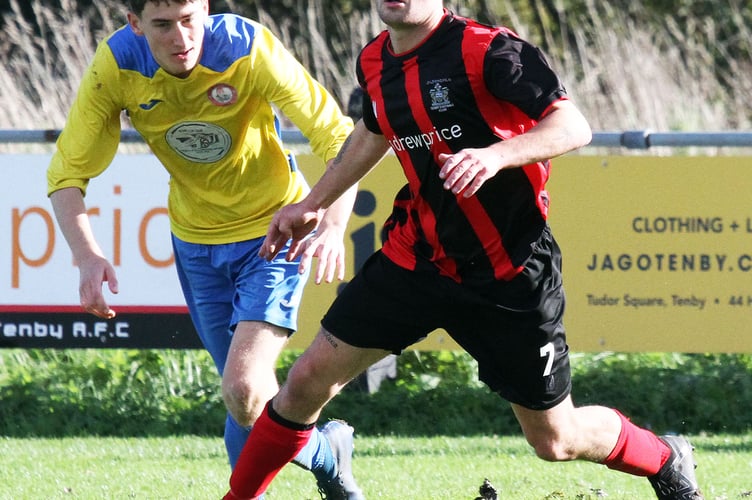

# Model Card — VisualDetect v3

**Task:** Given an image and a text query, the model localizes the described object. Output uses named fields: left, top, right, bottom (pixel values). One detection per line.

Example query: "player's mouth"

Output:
left=173, top=48, right=193, bottom=61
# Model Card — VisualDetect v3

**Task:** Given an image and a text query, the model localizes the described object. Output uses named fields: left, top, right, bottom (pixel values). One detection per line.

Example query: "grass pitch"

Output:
left=0, top=433, right=749, bottom=499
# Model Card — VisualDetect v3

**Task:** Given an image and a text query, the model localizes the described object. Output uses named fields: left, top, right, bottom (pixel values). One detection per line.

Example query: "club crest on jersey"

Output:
left=207, top=83, right=238, bottom=106
left=428, top=81, right=454, bottom=112
left=165, top=122, right=232, bottom=163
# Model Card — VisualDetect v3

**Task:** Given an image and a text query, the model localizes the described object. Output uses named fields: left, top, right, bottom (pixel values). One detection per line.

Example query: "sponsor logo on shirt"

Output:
left=139, top=99, right=163, bottom=110
left=165, top=122, right=232, bottom=163
left=387, top=124, right=464, bottom=152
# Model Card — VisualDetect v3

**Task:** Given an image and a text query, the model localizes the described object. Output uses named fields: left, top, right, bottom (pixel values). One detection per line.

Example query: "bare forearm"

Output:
left=49, top=187, right=104, bottom=261
left=437, top=99, right=592, bottom=198
left=319, top=182, right=358, bottom=231
left=491, top=99, right=592, bottom=167
left=306, top=121, right=390, bottom=212
left=49, top=187, right=118, bottom=317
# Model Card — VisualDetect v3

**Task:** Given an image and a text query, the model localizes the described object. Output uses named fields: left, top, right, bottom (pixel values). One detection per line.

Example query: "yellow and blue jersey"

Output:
left=48, top=13, right=353, bottom=244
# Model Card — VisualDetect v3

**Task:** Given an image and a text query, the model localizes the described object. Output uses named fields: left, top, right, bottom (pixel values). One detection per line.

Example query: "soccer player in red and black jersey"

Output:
left=225, top=1, right=703, bottom=498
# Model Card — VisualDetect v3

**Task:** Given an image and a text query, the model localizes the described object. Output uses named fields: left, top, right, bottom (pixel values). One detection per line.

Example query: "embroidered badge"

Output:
left=428, top=81, right=454, bottom=112
left=207, top=83, right=238, bottom=106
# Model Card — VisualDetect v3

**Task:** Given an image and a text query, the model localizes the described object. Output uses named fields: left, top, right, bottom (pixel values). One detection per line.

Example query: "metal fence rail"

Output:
left=0, top=128, right=306, bottom=145
left=2, top=129, right=752, bottom=149
left=591, top=131, right=752, bottom=149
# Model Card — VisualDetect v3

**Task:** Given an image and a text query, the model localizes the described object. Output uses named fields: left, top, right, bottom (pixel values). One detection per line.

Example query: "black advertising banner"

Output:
left=0, top=306, right=200, bottom=349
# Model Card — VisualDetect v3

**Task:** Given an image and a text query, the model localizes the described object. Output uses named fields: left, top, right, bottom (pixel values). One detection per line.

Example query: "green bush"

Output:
left=570, top=352, right=752, bottom=434
left=1, top=349, right=751, bottom=437
left=0, top=349, right=225, bottom=437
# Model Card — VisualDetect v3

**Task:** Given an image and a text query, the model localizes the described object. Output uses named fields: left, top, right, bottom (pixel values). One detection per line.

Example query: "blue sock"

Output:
left=224, top=413, right=250, bottom=470
left=291, top=426, right=337, bottom=482
left=226, top=413, right=336, bottom=483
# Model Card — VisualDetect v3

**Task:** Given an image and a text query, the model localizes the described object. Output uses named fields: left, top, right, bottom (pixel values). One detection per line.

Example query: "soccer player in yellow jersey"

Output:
left=47, top=1, right=363, bottom=498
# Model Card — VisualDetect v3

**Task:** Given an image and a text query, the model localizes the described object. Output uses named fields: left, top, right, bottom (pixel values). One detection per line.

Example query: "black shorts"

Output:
left=322, top=225, right=571, bottom=411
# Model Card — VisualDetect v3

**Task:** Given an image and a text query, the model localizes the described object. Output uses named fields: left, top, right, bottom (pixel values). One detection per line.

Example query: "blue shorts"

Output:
left=172, top=234, right=310, bottom=374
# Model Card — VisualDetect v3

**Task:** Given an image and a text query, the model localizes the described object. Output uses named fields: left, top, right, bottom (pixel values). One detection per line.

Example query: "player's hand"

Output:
left=297, top=222, right=347, bottom=284
left=77, top=254, right=118, bottom=319
left=259, top=202, right=324, bottom=263
left=437, top=149, right=504, bottom=198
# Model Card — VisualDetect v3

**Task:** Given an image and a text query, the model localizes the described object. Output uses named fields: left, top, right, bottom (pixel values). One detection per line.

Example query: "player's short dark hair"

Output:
left=128, top=0, right=195, bottom=16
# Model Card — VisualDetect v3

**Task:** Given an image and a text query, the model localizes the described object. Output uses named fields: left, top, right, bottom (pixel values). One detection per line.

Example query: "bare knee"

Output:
left=272, top=357, right=343, bottom=423
left=282, top=357, right=338, bottom=407
left=526, top=434, right=578, bottom=462
left=222, top=375, right=276, bottom=427
left=513, top=398, right=585, bottom=463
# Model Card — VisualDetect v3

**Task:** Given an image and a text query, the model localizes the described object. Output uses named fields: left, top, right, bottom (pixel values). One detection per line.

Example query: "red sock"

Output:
left=225, top=401, right=313, bottom=499
left=603, top=411, right=671, bottom=476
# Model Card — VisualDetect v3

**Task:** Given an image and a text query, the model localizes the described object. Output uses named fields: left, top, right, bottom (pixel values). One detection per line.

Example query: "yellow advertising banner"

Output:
left=292, top=154, right=752, bottom=353
left=548, top=155, right=752, bottom=353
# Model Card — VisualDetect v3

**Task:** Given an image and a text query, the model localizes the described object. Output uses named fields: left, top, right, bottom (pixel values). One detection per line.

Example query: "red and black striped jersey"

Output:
left=356, top=11, right=567, bottom=286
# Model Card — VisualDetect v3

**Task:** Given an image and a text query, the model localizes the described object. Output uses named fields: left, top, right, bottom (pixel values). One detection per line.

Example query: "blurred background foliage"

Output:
left=1, top=0, right=751, bottom=133
left=1, top=349, right=751, bottom=437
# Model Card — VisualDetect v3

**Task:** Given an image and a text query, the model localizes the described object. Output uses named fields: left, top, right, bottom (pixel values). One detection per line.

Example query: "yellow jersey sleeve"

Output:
left=246, top=25, right=353, bottom=164
left=47, top=38, right=124, bottom=197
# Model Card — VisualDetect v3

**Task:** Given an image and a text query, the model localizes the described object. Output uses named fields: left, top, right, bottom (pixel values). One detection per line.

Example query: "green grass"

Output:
left=0, top=433, right=749, bottom=499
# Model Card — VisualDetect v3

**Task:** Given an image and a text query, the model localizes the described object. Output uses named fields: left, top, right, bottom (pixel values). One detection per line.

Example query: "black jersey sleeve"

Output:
left=483, top=32, right=567, bottom=120
left=360, top=87, right=382, bottom=135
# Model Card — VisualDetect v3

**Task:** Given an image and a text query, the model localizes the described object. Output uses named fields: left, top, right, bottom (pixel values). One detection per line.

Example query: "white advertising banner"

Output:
left=1, top=154, right=196, bottom=348
left=5, top=154, right=180, bottom=305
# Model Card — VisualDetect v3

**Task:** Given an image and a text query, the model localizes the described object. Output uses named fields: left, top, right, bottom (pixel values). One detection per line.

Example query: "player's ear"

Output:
left=127, top=11, right=144, bottom=36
